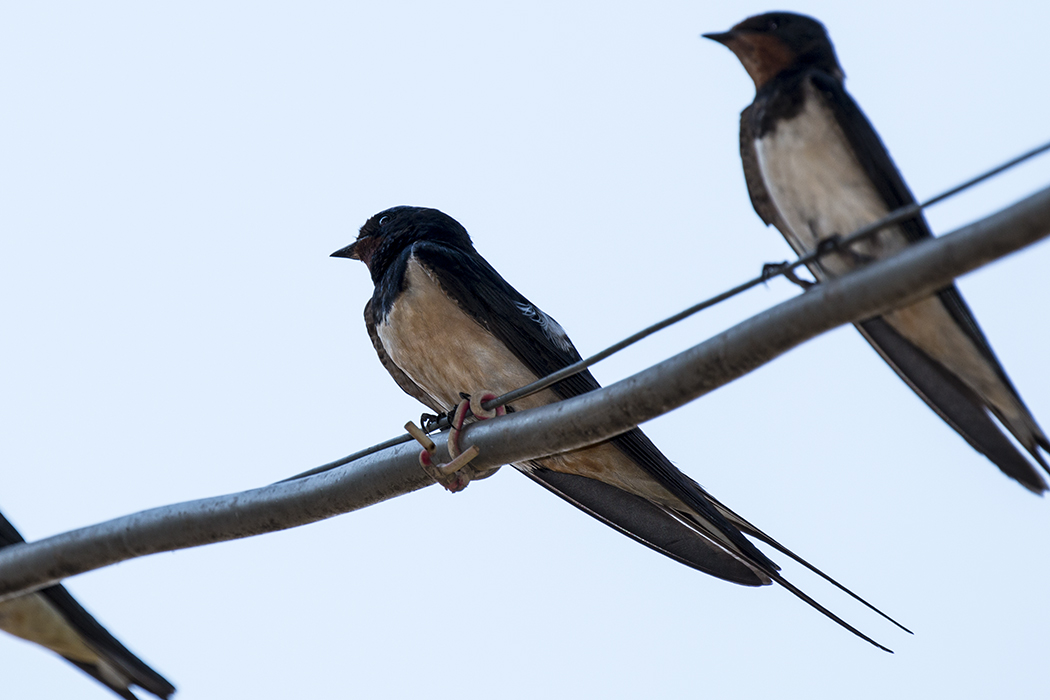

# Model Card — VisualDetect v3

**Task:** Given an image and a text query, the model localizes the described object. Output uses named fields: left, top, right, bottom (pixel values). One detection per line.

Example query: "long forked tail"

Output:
left=519, top=464, right=905, bottom=651
left=742, top=520, right=912, bottom=634
left=769, top=571, right=894, bottom=653
left=705, top=493, right=911, bottom=641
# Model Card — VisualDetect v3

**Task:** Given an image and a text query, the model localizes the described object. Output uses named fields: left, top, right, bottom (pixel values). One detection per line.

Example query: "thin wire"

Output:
left=279, top=434, right=415, bottom=482
left=284, top=138, right=1050, bottom=482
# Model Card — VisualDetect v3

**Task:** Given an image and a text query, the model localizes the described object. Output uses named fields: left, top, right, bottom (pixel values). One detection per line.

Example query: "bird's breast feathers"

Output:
left=376, top=255, right=549, bottom=412
left=755, top=79, right=907, bottom=276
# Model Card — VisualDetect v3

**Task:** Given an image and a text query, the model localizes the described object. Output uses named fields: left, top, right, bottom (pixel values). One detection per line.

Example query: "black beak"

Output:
left=330, top=242, right=358, bottom=260
left=702, top=31, right=735, bottom=45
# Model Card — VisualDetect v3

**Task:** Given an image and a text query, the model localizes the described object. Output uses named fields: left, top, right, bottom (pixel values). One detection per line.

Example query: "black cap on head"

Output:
left=704, top=12, right=842, bottom=87
left=330, top=206, right=475, bottom=282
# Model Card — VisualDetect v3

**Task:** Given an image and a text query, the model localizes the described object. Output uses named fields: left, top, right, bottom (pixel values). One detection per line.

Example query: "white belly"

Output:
left=376, top=256, right=553, bottom=413
left=755, top=83, right=907, bottom=279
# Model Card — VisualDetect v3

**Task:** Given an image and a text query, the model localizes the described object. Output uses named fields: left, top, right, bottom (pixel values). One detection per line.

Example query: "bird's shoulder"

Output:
left=380, top=240, right=597, bottom=401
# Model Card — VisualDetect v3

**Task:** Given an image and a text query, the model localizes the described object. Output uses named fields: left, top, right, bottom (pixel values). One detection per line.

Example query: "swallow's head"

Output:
left=331, top=206, right=474, bottom=283
left=704, top=12, right=842, bottom=90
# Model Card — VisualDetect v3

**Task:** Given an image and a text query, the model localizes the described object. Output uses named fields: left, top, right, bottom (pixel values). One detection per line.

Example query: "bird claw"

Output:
left=816, top=234, right=842, bottom=256
left=420, top=412, right=443, bottom=433
left=761, top=261, right=788, bottom=282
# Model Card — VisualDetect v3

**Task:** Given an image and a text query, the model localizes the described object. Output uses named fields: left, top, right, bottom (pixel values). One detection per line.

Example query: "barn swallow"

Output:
left=0, top=510, right=174, bottom=699
left=705, top=12, right=1050, bottom=493
left=332, top=205, right=907, bottom=651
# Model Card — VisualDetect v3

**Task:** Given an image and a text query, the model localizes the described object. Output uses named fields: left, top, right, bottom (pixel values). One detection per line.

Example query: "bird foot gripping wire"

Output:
left=761, top=261, right=816, bottom=290
left=406, top=391, right=505, bottom=492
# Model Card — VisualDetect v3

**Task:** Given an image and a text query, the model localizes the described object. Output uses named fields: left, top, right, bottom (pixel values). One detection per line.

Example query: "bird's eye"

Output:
left=769, top=21, right=778, bottom=30
left=379, top=216, right=388, bottom=225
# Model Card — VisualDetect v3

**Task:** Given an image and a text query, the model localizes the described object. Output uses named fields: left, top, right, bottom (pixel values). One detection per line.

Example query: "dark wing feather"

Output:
left=858, top=319, right=1047, bottom=492
left=740, top=104, right=788, bottom=230
left=520, top=466, right=768, bottom=586
left=0, top=510, right=30, bottom=547
left=0, top=511, right=175, bottom=700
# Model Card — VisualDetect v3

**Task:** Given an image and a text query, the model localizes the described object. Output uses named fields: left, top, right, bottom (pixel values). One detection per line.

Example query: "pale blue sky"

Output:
left=1, top=2, right=1049, bottom=698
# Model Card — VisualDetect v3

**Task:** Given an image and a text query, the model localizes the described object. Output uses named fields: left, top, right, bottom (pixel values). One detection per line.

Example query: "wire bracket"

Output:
left=406, top=390, right=504, bottom=492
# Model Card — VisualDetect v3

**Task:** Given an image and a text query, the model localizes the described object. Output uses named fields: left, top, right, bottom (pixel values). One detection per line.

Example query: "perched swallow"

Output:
left=705, top=12, right=1050, bottom=493
left=0, top=510, right=174, bottom=699
left=332, top=205, right=907, bottom=650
